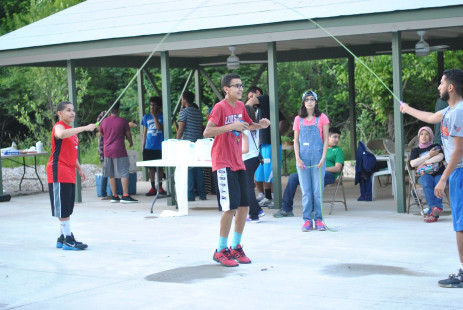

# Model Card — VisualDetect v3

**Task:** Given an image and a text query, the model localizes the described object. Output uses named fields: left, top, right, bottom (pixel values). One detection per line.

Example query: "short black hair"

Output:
left=443, top=69, right=463, bottom=96
left=329, top=127, right=341, bottom=135
left=247, top=86, right=263, bottom=96
left=56, top=101, right=72, bottom=112
left=149, top=96, right=162, bottom=106
left=221, top=73, right=241, bottom=89
left=182, top=91, right=195, bottom=105
left=108, top=101, right=120, bottom=112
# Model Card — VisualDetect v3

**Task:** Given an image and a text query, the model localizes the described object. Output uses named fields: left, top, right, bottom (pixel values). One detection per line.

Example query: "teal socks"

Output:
left=217, top=232, right=243, bottom=252
left=217, top=236, right=228, bottom=252
left=231, top=232, right=242, bottom=250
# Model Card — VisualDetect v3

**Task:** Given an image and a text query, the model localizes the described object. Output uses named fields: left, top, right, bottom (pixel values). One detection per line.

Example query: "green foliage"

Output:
left=1, top=0, right=462, bottom=158
left=1, top=0, right=84, bottom=35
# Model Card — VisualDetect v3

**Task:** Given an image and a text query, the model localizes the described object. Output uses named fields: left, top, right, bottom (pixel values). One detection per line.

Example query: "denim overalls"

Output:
left=296, top=117, right=325, bottom=221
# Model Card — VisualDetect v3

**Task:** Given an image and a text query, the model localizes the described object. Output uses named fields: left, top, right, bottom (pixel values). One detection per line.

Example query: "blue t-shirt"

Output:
left=141, top=113, right=164, bottom=150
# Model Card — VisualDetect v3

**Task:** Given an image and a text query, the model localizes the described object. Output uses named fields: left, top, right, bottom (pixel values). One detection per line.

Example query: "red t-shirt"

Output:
left=47, top=121, right=78, bottom=184
left=99, top=115, right=129, bottom=158
left=208, top=99, right=253, bottom=171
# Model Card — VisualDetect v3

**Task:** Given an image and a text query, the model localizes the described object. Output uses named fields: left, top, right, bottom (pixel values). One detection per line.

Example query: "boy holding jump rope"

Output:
left=47, top=101, right=96, bottom=250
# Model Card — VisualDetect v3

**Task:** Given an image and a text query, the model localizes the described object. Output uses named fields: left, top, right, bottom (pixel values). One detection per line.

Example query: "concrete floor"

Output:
left=0, top=177, right=461, bottom=310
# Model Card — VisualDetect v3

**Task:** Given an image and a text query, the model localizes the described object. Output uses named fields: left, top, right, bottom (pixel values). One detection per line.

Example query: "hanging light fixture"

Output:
left=227, top=46, right=240, bottom=70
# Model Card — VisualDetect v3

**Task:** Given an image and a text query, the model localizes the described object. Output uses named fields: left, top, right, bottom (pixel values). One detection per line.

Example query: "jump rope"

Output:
left=93, top=1, right=406, bottom=230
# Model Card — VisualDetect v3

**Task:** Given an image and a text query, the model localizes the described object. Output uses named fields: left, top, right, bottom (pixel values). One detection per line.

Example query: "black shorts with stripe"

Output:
left=48, top=183, right=75, bottom=218
left=214, top=168, right=249, bottom=211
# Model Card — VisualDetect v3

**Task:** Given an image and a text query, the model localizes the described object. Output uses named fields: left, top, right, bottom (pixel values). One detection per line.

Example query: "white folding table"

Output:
left=136, top=159, right=212, bottom=216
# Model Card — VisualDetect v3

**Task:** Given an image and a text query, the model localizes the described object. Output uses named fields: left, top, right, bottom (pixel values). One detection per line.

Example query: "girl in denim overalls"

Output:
left=293, top=91, right=329, bottom=231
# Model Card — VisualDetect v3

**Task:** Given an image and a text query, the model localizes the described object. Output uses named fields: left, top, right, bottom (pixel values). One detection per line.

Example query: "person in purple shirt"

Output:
left=99, top=102, right=138, bottom=203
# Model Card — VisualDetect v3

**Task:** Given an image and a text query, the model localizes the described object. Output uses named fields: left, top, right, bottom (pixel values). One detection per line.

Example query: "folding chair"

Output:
left=324, top=166, right=348, bottom=215
left=366, top=139, right=396, bottom=200
left=406, top=163, right=451, bottom=216
left=406, top=163, right=426, bottom=216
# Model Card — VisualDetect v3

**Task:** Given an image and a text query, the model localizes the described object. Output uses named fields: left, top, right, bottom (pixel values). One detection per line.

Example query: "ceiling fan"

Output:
left=199, top=46, right=267, bottom=69
left=376, top=30, right=449, bottom=56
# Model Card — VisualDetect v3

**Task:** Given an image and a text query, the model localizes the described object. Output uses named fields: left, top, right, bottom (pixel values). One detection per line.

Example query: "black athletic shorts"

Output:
left=214, top=168, right=249, bottom=211
left=48, top=183, right=75, bottom=218
left=143, top=149, right=162, bottom=161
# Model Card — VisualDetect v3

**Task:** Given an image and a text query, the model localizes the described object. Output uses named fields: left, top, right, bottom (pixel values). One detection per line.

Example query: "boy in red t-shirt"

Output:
left=47, top=101, right=96, bottom=250
left=204, top=73, right=270, bottom=267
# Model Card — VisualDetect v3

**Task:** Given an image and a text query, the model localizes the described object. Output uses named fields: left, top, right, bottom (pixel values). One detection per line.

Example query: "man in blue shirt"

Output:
left=141, top=96, right=166, bottom=196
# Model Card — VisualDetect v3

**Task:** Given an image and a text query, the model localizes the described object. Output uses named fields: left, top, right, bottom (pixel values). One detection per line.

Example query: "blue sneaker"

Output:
left=246, top=217, right=260, bottom=223
left=56, top=234, right=64, bottom=248
left=258, top=210, right=265, bottom=217
left=62, top=234, right=88, bottom=251
left=301, top=220, right=313, bottom=232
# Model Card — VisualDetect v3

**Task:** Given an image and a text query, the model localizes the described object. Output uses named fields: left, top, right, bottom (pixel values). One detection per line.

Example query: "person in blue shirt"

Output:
left=141, top=96, right=166, bottom=196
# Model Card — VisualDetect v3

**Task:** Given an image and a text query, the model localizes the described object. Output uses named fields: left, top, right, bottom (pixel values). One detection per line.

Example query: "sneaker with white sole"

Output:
left=273, top=209, right=294, bottom=218
left=302, top=220, right=313, bottom=232
left=258, top=198, right=273, bottom=207
left=258, top=210, right=265, bottom=217
left=438, top=269, right=463, bottom=288
left=315, top=219, right=327, bottom=231
left=121, top=195, right=138, bottom=203
left=62, top=234, right=88, bottom=251
left=110, top=195, right=120, bottom=203
left=256, top=193, right=265, bottom=202
left=246, top=217, right=260, bottom=223
left=431, top=206, right=443, bottom=217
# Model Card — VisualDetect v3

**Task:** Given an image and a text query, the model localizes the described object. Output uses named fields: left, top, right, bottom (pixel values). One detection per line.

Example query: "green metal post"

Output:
left=267, top=42, right=281, bottom=209
left=67, top=60, right=82, bottom=203
left=195, top=69, right=201, bottom=108
left=137, top=69, right=148, bottom=181
left=392, top=32, right=406, bottom=213
left=161, top=51, right=175, bottom=206
left=348, top=56, right=357, bottom=159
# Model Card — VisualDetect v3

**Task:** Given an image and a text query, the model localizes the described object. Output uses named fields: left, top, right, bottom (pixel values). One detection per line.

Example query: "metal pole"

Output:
left=392, top=32, right=406, bottom=213
left=348, top=56, right=357, bottom=160
left=267, top=42, right=282, bottom=210
left=67, top=60, right=82, bottom=203
left=137, top=69, right=149, bottom=181
left=161, top=51, right=175, bottom=206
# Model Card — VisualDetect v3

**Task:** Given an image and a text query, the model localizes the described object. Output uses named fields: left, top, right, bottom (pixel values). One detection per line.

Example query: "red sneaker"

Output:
left=159, top=187, right=167, bottom=195
left=145, top=187, right=157, bottom=196
left=230, top=244, right=251, bottom=264
left=431, top=207, right=443, bottom=217
left=213, top=248, right=239, bottom=267
left=424, top=214, right=438, bottom=223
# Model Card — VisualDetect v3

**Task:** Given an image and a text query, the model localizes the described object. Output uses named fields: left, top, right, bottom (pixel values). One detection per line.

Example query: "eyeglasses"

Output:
left=304, top=98, right=316, bottom=102
left=228, top=83, right=244, bottom=89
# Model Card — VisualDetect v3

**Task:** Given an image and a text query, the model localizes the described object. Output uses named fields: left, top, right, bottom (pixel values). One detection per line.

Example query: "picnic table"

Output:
left=1, top=151, right=48, bottom=191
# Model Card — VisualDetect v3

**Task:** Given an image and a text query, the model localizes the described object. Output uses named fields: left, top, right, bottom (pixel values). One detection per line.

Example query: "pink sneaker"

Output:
left=229, top=244, right=251, bottom=264
left=315, top=219, right=326, bottom=231
left=213, top=248, right=239, bottom=267
left=301, top=220, right=313, bottom=232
